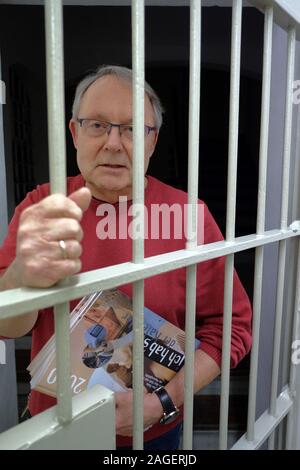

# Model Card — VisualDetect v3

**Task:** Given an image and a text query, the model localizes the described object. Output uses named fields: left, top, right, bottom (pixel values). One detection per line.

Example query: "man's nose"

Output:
left=103, top=125, right=122, bottom=152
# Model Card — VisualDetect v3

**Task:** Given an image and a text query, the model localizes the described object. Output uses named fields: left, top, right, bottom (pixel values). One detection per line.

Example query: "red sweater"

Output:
left=0, top=175, right=252, bottom=446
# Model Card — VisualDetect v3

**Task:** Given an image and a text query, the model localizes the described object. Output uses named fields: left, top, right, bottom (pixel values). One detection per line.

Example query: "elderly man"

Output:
left=0, top=65, right=252, bottom=450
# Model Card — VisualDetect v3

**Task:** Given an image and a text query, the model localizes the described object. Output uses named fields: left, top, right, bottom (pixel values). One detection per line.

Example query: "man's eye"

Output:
left=124, top=126, right=133, bottom=132
left=91, top=122, right=102, bottom=129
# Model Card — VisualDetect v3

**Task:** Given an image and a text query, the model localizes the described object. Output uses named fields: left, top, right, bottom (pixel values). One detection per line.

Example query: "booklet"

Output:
left=28, top=289, right=200, bottom=397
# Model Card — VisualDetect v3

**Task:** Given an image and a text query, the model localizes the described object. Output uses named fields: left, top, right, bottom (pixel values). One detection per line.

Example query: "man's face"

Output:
left=69, top=75, right=158, bottom=202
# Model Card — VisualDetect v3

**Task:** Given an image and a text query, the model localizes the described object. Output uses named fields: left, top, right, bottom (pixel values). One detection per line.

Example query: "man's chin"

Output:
left=86, top=177, right=132, bottom=199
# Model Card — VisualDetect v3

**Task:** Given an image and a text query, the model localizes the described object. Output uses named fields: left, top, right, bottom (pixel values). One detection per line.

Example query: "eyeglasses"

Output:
left=77, top=118, right=156, bottom=141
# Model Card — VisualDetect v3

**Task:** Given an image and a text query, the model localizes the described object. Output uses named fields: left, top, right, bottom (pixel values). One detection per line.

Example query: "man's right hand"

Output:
left=9, top=187, right=91, bottom=288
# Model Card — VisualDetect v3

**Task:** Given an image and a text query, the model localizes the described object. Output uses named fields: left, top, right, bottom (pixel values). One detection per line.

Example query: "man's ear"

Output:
left=149, top=130, right=159, bottom=158
left=69, top=119, right=78, bottom=149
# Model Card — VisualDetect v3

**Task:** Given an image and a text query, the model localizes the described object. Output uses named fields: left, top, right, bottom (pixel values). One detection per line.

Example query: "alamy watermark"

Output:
left=0, top=80, right=5, bottom=105
left=294, top=80, right=300, bottom=104
left=94, top=197, right=205, bottom=243
left=0, top=340, right=6, bottom=365
left=291, top=339, right=300, bottom=365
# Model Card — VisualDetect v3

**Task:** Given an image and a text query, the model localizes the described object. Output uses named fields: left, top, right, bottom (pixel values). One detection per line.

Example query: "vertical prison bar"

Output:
left=268, top=25, right=296, bottom=450
left=131, top=0, right=145, bottom=450
left=283, top=57, right=300, bottom=450
left=246, top=4, right=273, bottom=443
left=182, top=0, right=201, bottom=450
left=219, top=0, right=242, bottom=450
left=0, top=0, right=299, bottom=451
left=286, top=239, right=300, bottom=448
left=44, top=0, right=72, bottom=424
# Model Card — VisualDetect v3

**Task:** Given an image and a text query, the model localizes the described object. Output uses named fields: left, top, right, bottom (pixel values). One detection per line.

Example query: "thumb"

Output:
left=69, top=187, right=92, bottom=213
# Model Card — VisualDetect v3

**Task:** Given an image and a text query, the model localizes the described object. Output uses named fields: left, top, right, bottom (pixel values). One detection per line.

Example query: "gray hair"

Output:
left=71, top=65, right=164, bottom=129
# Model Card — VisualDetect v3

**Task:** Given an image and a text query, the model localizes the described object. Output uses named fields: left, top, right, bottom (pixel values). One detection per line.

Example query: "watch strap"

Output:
left=154, top=386, right=178, bottom=417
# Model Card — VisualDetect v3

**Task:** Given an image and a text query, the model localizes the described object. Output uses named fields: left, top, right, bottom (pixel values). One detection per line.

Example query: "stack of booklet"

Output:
left=28, top=289, right=200, bottom=397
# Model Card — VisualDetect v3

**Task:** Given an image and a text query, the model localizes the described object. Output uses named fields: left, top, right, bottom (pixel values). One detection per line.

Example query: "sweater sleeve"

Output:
left=196, top=204, right=252, bottom=368
left=0, top=176, right=82, bottom=274
left=0, top=187, right=48, bottom=273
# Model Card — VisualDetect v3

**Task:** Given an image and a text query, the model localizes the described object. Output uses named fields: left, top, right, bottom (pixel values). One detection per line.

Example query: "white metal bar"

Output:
left=219, top=0, right=242, bottom=450
left=268, top=26, right=296, bottom=448
left=282, top=84, right=300, bottom=448
left=285, top=42, right=300, bottom=447
left=270, top=25, right=296, bottom=414
left=256, top=6, right=273, bottom=236
left=53, top=302, right=72, bottom=423
left=232, top=386, right=293, bottom=450
left=268, top=420, right=279, bottom=450
left=291, top=76, right=300, bottom=223
left=182, top=0, right=201, bottom=451
left=225, top=0, right=242, bottom=242
left=286, top=240, right=300, bottom=448
left=219, top=254, right=234, bottom=450
left=131, top=0, right=145, bottom=450
left=44, top=0, right=72, bottom=424
left=132, top=281, right=144, bottom=450
left=45, top=0, right=67, bottom=196
left=183, top=264, right=197, bottom=450
left=0, top=385, right=115, bottom=450
left=281, top=27, right=296, bottom=231
left=132, top=0, right=145, bottom=265
left=246, top=4, right=273, bottom=443
left=249, top=1, right=300, bottom=40
left=1, top=229, right=300, bottom=320
left=185, top=0, right=201, bottom=252
left=277, top=421, right=284, bottom=449
left=0, top=52, right=8, bottom=245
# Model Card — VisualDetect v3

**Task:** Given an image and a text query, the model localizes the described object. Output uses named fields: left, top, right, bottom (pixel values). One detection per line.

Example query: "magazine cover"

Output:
left=28, top=289, right=200, bottom=398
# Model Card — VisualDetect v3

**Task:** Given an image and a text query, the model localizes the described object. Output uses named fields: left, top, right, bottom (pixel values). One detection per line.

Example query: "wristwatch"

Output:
left=154, top=386, right=180, bottom=425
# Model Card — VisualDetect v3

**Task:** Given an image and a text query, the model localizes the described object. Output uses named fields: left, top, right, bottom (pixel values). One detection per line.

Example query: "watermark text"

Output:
left=95, top=197, right=205, bottom=243
left=0, top=80, right=5, bottom=104
left=0, top=340, right=6, bottom=365
left=291, top=339, right=300, bottom=365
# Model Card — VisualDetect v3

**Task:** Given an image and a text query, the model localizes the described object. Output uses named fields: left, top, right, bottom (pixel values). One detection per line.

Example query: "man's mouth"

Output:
left=100, top=164, right=126, bottom=169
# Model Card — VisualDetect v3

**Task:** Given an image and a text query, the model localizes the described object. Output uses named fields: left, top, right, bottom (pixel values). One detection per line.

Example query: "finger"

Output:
left=23, top=259, right=82, bottom=288
left=54, top=239, right=82, bottom=260
left=42, top=218, right=83, bottom=242
left=68, top=187, right=91, bottom=214
left=29, top=194, right=83, bottom=221
left=45, top=259, right=82, bottom=282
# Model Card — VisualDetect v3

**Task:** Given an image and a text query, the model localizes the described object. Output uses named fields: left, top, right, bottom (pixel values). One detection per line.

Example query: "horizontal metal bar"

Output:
left=231, top=386, right=293, bottom=450
left=1, top=227, right=300, bottom=319
left=0, top=385, right=115, bottom=450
